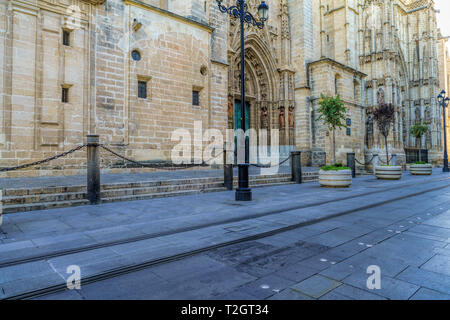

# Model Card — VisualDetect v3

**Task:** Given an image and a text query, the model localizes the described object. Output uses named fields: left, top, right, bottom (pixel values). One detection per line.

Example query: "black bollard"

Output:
left=347, top=152, right=356, bottom=178
left=291, top=151, right=302, bottom=184
left=87, top=135, right=101, bottom=205
left=223, top=146, right=233, bottom=191
left=235, top=164, right=252, bottom=201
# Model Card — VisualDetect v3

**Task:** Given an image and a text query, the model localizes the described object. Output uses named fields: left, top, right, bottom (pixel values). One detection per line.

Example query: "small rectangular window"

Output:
left=335, top=77, right=339, bottom=95
left=63, top=30, right=70, bottom=46
left=346, top=128, right=351, bottom=136
left=346, top=118, right=352, bottom=126
left=138, top=81, right=147, bottom=99
left=193, top=90, right=200, bottom=106
left=62, top=87, right=69, bottom=103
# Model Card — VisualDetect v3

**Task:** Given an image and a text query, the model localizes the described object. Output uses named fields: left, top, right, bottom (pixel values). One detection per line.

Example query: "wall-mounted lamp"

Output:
left=132, top=19, right=142, bottom=32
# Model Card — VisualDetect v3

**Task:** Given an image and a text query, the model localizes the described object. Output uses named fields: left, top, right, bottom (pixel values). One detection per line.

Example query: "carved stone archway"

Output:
left=227, top=33, right=295, bottom=162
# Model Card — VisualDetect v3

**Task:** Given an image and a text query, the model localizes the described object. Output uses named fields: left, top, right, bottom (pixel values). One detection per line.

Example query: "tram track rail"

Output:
left=1, top=176, right=448, bottom=270
left=2, top=177, right=450, bottom=300
left=1, top=176, right=449, bottom=271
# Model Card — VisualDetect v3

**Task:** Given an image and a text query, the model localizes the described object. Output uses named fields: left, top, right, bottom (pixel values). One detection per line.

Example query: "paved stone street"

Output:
left=1, top=170, right=450, bottom=300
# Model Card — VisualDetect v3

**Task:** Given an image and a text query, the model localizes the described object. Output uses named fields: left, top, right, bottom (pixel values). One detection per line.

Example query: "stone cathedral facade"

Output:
left=0, top=0, right=445, bottom=177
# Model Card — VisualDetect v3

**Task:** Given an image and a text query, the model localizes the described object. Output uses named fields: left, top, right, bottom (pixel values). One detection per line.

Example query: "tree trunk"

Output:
left=418, top=136, right=422, bottom=162
left=385, top=135, right=389, bottom=166
left=333, top=130, right=336, bottom=164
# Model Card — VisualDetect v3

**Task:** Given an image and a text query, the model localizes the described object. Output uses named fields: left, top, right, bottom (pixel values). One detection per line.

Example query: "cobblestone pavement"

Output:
left=0, top=170, right=449, bottom=300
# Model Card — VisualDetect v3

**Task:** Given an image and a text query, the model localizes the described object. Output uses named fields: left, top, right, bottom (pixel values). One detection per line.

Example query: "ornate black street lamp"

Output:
left=437, top=90, right=449, bottom=172
left=216, top=0, right=269, bottom=201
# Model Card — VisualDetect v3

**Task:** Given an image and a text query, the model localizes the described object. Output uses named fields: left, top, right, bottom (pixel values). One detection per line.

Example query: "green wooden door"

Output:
left=234, top=100, right=250, bottom=163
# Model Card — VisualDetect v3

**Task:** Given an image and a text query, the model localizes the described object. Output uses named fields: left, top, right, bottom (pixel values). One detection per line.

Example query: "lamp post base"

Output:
left=444, top=166, right=450, bottom=173
left=235, top=163, right=252, bottom=201
left=235, top=188, right=252, bottom=201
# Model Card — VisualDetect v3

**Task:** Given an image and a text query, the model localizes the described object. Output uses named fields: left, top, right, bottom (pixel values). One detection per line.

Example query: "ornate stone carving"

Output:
left=228, top=95, right=234, bottom=120
left=377, top=88, right=385, bottom=105
left=260, top=106, right=268, bottom=128
left=279, top=106, right=285, bottom=128
left=280, top=0, right=290, bottom=40
left=288, top=106, right=294, bottom=128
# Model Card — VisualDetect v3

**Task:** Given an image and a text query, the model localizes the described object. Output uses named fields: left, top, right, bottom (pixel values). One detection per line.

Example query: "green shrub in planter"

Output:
left=320, top=165, right=351, bottom=171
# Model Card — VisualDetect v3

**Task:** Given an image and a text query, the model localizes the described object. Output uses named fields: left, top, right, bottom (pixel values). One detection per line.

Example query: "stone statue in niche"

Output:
left=377, top=88, right=385, bottom=105
left=279, top=107, right=285, bottom=128
left=425, top=107, right=431, bottom=121
left=415, top=107, right=421, bottom=121
left=426, top=131, right=432, bottom=149
left=234, top=68, right=241, bottom=91
left=227, top=96, right=234, bottom=120
left=288, top=106, right=295, bottom=128
left=260, top=106, right=268, bottom=129
left=402, top=109, right=407, bottom=142
left=365, top=109, right=374, bottom=149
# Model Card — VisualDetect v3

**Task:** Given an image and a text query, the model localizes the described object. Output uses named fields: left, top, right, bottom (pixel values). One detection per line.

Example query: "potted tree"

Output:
left=316, top=94, right=352, bottom=188
left=372, top=103, right=402, bottom=180
left=409, top=124, right=432, bottom=175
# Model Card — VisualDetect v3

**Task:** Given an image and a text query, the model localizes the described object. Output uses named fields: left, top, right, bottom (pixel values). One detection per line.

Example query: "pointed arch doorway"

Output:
left=228, top=37, right=295, bottom=165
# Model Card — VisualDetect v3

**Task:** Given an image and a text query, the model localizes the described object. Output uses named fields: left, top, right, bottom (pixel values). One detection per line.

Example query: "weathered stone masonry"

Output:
left=0, top=0, right=446, bottom=177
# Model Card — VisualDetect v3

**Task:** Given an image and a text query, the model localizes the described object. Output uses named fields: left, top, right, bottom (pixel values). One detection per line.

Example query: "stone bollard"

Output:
left=392, top=154, right=397, bottom=166
left=223, top=143, right=233, bottom=191
left=87, top=135, right=101, bottom=205
left=372, top=154, right=379, bottom=175
left=347, top=152, right=356, bottom=178
left=291, top=151, right=302, bottom=184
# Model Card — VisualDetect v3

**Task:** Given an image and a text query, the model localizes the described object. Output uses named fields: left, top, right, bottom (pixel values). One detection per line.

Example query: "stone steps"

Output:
left=2, top=172, right=318, bottom=214
left=3, top=191, right=87, bottom=206
left=4, top=186, right=86, bottom=197
left=3, top=199, right=90, bottom=213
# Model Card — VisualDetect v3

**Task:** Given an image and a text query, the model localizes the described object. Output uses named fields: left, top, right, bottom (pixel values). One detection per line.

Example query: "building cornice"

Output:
left=83, top=0, right=105, bottom=4
left=307, top=58, right=367, bottom=78
left=324, top=6, right=345, bottom=16
left=123, top=0, right=214, bottom=34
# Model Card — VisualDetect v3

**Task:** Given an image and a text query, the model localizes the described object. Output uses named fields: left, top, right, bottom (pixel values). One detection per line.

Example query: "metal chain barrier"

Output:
left=250, top=154, right=292, bottom=168
left=0, top=144, right=87, bottom=172
left=100, top=144, right=224, bottom=170
left=354, top=155, right=376, bottom=166
left=0, top=141, right=294, bottom=173
left=378, top=156, right=394, bottom=165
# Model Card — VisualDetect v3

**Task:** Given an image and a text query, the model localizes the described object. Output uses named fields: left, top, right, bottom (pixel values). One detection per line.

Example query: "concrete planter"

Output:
left=410, top=164, right=432, bottom=176
left=375, top=166, right=402, bottom=180
left=319, top=170, right=352, bottom=188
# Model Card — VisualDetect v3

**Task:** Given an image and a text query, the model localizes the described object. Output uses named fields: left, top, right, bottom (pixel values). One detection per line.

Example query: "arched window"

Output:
left=335, top=74, right=341, bottom=96
left=354, top=80, right=360, bottom=103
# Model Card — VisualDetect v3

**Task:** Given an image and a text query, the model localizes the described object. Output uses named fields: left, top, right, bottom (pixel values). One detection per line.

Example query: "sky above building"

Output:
left=435, top=0, right=450, bottom=37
